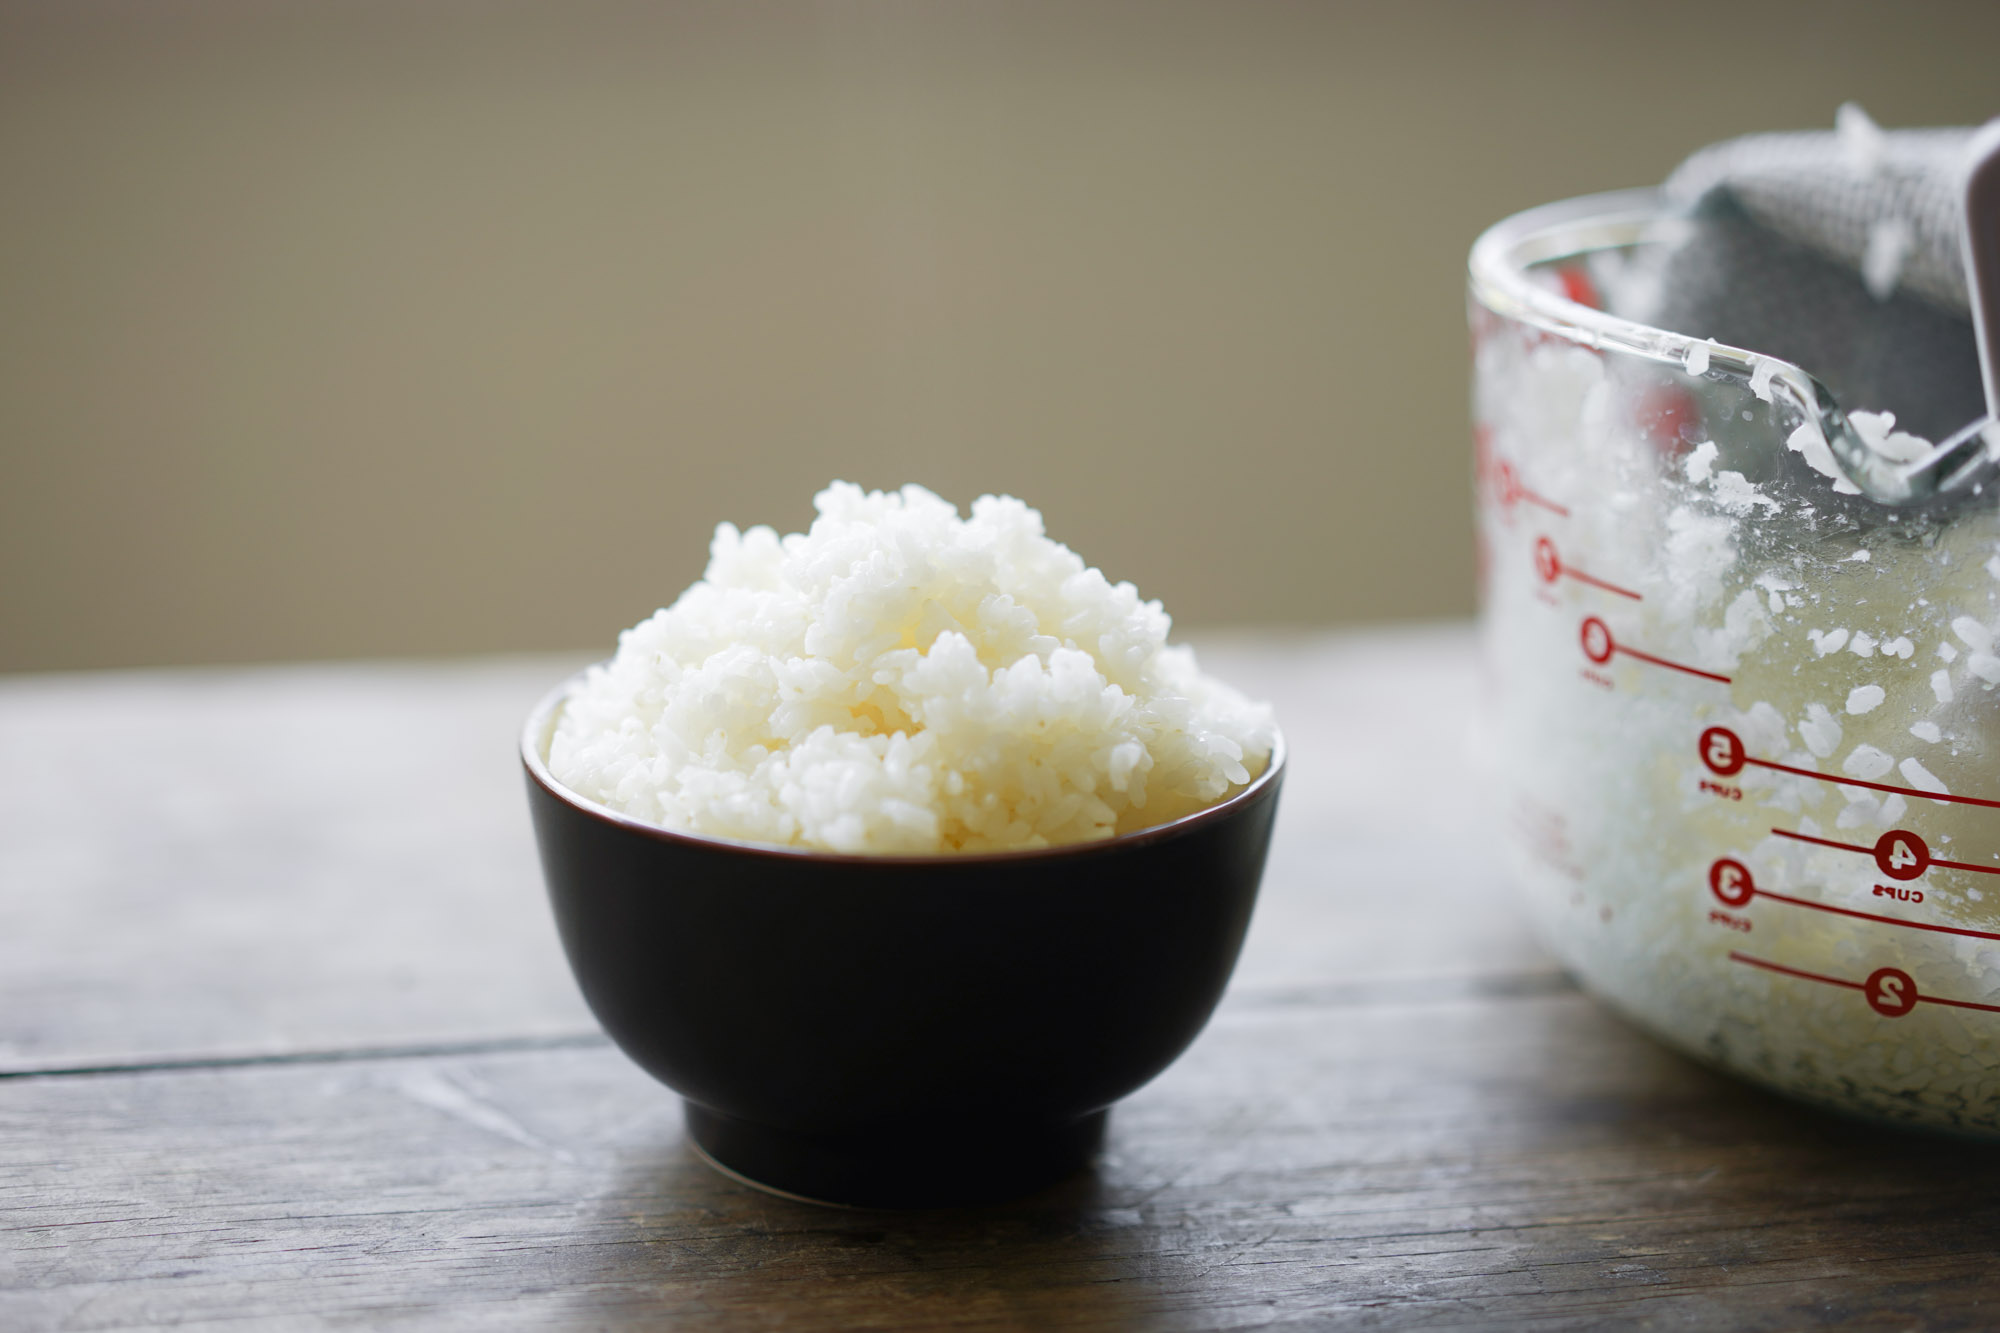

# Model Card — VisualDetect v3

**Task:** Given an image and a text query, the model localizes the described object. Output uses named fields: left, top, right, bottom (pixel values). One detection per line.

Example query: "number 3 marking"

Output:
left=1709, top=857, right=1754, bottom=908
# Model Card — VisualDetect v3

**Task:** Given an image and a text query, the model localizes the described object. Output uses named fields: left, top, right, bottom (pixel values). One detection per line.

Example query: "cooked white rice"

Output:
left=547, top=482, right=1276, bottom=854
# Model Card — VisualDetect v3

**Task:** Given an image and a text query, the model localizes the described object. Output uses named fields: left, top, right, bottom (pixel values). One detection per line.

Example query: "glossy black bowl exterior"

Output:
left=522, top=677, right=1283, bottom=1206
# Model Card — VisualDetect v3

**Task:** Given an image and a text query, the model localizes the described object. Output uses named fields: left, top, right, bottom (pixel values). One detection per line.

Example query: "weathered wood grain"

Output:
left=6, top=988, right=1999, bottom=1331
left=1194, top=627, right=1547, bottom=992
left=0, top=655, right=596, bottom=1073
left=11, top=628, right=1992, bottom=1329
left=0, top=628, right=1542, bottom=1073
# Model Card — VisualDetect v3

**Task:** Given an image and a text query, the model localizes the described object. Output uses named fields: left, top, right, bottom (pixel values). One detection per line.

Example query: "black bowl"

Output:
left=521, top=673, right=1284, bottom=1207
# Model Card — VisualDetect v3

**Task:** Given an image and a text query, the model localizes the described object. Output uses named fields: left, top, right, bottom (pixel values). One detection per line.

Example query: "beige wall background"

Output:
left=3, top=0, right=1997, bottom=672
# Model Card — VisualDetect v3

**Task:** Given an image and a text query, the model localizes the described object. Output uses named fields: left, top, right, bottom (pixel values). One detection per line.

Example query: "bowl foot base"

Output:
left=683, top=1102, right=1107, bottom=1208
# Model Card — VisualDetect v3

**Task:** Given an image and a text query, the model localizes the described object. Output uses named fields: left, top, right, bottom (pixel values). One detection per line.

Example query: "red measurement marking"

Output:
left=1566, top=568, right=1643, bottom=600
left=1534, top=536, right=1559, bottom=583
left=1581, top=616, right=1614, bottom=664
left=1770, top=827, right=2000, bottom=880
left=1535, top=536, right=1642, bottom=600
left=1580, top=617, right=1731, bottom=683
left=1910, top=990, right=2000, bottom=1015
left=1730, top=951, right=1863, bottom=991
left=1557, top=266, right=1604, bottom=311
left=1700, top=726, right=1744, bottom=774
left=1698, top=727, right=2000, bottom=810
left=1875, top=830, right=1929, bottom=881
left=1615, top=643, right=1732, bottom=683
left=1865, top=967, right=1921, bottom=1017
left=1496, top=460, right=1570, bottom=517
left=1729, top=952, right=2000, bottom=1017
left=1636, top=382, right=1702, bottom=456
left=1708, top=855, right=2000, bottom=941
left=1709, top=858, right=1755, bottom=907
left=1749, top=887, right=2000, bottom=943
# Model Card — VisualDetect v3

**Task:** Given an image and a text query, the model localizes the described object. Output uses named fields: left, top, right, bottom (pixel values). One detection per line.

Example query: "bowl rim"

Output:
left=521, top=666, right=1285, bottom=866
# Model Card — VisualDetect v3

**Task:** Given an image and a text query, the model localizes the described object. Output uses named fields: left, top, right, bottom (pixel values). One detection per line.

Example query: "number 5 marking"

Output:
left=1699, top=726, right=1745, bottom=776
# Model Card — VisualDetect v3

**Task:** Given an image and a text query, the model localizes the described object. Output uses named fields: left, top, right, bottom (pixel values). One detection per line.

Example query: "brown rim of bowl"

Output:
left=521, top=666, right=1286, bottom=867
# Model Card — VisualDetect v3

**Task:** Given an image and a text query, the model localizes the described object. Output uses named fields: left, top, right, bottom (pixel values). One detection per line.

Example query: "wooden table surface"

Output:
left=5, top=626, right=2000, bottom=1331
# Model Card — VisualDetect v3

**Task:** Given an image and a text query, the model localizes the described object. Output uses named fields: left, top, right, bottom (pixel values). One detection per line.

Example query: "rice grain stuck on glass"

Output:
left=548, top=483, right=1276, bottom=854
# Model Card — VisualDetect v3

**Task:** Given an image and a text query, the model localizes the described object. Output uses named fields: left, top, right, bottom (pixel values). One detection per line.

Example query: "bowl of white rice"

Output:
left=521, top=483, right=1284, bottom=1206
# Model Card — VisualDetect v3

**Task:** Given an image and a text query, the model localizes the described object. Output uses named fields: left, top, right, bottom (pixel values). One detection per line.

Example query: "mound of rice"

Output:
left=547, top=482, right=1277, bottom=854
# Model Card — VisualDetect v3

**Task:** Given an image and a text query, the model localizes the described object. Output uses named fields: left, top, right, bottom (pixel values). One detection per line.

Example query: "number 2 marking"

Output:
left=1865, top=966, right=1919, bottom=1018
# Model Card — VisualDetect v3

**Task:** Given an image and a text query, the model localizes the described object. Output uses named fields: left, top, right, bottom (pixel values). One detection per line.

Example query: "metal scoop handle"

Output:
left=1966, top=119, right=2000, bottom=434
left=1818, top=121, right=2000, bottom=506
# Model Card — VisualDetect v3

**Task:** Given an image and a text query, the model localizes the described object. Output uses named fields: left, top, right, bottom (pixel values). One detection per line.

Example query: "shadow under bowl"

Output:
left=521, top=673, right=1285, bottom=1207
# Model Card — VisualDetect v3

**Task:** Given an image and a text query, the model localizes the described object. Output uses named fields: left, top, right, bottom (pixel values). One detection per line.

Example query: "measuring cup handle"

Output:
left=1964, top=119, right=2000, bottom=427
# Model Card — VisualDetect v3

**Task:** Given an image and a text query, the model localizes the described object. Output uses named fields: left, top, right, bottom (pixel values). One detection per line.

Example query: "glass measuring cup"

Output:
left=1470, top=189, right=2000, bottom=1135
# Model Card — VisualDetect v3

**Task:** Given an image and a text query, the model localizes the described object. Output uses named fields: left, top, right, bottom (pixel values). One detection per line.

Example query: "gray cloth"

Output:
left=1641, top=116, right=1983, bottom=442
left=1665, top=123, right=1972, bottom=313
